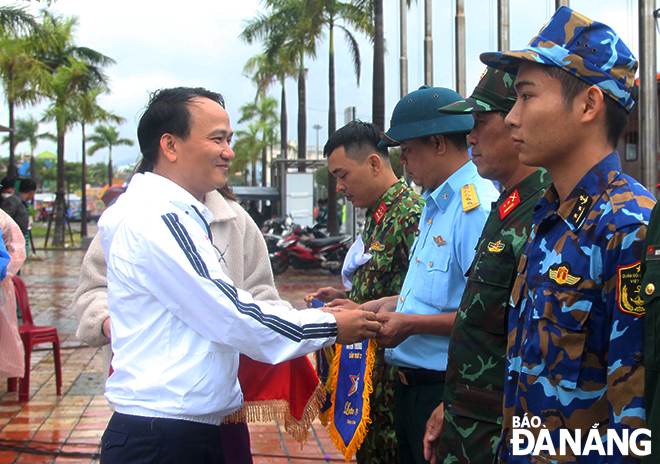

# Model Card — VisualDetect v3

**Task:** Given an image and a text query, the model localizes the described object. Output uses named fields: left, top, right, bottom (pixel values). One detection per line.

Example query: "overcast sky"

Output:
left=6, top=0, right=650, bottom=171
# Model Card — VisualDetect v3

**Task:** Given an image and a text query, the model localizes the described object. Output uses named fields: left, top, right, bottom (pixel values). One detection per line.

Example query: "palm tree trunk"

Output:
left=280, top=81, right=287, bottom=160
left=7, top=99, right=17, bottom=178
left=107, top=147, right=113, bottom=187
left=297, top=57, right=307, bottom=173
left=327, top=23, right=339, bottom=236
left=261, top=146, right=267, bottom=186
left=53, top=131, right=66, bottom=247
left=251, top=160, right=257, bottom=186
left=80, top=123, right=88, bottom=237
left=373, top=0, right=385, bottom=131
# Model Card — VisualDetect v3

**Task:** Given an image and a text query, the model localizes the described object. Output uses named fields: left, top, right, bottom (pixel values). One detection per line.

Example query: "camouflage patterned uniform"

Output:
left=497, top=153, right=654, bottom=464
left=347, top=178, right=424, bottom=464
left=437, top=169, right=551, bottom=464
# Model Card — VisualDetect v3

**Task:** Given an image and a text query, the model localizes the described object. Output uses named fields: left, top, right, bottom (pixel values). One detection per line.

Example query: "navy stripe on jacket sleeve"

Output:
left=161, top=212, right=338, bottom=341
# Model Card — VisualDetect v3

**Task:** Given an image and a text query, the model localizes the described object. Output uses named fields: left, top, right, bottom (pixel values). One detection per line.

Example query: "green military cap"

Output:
left=438, top=67, right=517, bottom=114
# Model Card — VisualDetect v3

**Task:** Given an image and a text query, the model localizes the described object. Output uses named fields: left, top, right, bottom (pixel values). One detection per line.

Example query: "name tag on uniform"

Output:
left=647, top=245, right=660, bottom=261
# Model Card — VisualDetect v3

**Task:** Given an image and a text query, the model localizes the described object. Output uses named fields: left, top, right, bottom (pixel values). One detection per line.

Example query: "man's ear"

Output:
left=368, top=153, right=382, bottom=175
left=580, top=86, right=604, bottom=124
left=432, top=134, right=447, bottom=155
left=159, top=134, right=178, bottom=163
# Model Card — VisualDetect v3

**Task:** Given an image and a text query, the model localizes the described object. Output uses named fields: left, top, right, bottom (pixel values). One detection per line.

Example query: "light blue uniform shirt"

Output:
left=385, top=161, right=499, bottom=371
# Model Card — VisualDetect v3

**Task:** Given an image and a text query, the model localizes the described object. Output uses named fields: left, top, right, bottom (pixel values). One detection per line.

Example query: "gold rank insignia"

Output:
left=461, top=184, right=480, bottom=212
left=487, top=240, right=505, bottom=253
left=549, top=263, right=581, bottom=286
left=433, top=235, right=446, bottom=247
left=370, top=241, right=385, bottom=252
left=618, top=261, right=645, bottom=317
left=568, top=193, right=592, bottom=228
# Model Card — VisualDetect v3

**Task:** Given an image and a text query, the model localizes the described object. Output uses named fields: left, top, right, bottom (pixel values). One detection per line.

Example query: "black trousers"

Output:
left=100, top=412, right=225, bottom=464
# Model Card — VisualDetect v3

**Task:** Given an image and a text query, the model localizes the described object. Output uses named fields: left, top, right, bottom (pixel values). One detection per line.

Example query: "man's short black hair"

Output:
left=0, top=177, right=15, bottom=191
left=18, top=178, right=36, bottom=193
left=136, top=87, right=225, bottom=173
left=419, top=132, right=469, bottom=152
left=540, top=65, right=628, bottom=148
left=323, top=120, right=389, bottom=163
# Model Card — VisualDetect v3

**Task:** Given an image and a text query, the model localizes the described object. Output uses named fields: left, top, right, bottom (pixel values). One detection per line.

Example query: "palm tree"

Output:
left=232, top=123, right=267, bottom=186
left=238, top=96, right=279, bottom=187
left=0, top=30, right=50, bottom=177
left=38, top=11, right=115, bottom=247
left=86, top=125, right=134, bottom=187
left=1, top=114, right=51, bottom=181
left=73, top=87, right=125, bottom=236
left=241, top=0, right=319, bottom=173
left=309, top=0, right=372, bottom=235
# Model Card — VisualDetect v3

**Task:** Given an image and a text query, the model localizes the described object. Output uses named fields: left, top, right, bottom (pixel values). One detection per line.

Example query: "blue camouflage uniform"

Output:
left=497, top=153, right=654, bottom=464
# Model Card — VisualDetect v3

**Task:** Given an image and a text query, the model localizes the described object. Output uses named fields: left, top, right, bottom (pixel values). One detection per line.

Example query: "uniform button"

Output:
left=400, top=296, right=404, bottom=303
left=634, top=351, right=644, bottom=362
left=429, top=261, right=433, bottom=267
left=415, top=257, right=419, bottom=263
left=646, top=283, right=655, bottom=296
left=427, top=218, right=432, bottom=225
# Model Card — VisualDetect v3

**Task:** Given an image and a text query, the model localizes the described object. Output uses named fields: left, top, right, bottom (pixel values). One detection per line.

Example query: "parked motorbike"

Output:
left=269, top=222, right=350, bottom=275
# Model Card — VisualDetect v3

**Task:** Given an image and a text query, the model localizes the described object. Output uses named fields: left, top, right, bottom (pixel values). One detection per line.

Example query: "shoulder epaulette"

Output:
left=461, top=184, right=480, bottom=212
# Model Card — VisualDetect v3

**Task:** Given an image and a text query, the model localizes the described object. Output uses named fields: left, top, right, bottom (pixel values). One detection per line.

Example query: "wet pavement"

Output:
left=0, top=239, right=351, bottom=464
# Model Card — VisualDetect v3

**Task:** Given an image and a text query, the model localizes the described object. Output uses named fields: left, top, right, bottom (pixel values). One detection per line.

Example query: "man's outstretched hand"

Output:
left=333, top=310, right=381, bottom=345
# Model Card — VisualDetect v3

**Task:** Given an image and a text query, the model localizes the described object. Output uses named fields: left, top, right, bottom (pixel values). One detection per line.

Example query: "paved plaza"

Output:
left=0, top=242, right=352, bottom=463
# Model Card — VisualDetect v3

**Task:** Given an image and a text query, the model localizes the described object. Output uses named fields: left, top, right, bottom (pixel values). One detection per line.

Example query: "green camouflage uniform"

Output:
left=437, top=169, right=550, bottom=464
left=347, top=178, right=424, bottom=464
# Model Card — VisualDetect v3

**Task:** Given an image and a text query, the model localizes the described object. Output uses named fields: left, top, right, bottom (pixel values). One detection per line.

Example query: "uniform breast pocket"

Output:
left=465, top=253, right=517, bottom=334
left=417, top=247, right=450, bottom=310
left=521, top=286, right=592, bottom=390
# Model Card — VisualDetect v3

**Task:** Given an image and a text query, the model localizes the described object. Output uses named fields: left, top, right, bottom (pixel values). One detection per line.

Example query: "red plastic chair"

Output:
left=7, top=275, right=62, bottom=402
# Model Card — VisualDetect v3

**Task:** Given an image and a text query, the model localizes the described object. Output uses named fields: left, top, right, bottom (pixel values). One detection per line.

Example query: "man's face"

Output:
left=328, top=146, right=379, bottom=209
left=468, top=112, right=520, bottom=185
left=172, top=97, right=235, bottom=200
left=505, top=62, right=582, bottom=169
left=398, top=137, right=439, bottom=189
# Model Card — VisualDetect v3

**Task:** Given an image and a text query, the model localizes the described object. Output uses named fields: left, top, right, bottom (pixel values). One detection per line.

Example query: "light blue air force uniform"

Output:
left=385, top=161, right=499, bottom=372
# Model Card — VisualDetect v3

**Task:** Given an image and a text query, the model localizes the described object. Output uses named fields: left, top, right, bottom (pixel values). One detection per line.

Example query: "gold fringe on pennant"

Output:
left=223, top=382, right=326, bottom=447
left=326, top=338, right=378, bottom=461
left=319, top=344, right=340, bottom=426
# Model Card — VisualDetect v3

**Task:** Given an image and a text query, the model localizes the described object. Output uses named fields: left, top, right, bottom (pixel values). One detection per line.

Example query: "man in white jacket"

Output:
left=99, top=87, right=380, bottom=464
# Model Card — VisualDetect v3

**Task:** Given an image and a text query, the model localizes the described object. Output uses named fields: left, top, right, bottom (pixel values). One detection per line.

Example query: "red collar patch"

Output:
left=374, top=201, right=387, bottom=223
left=499, top=190, right=520, bottom=219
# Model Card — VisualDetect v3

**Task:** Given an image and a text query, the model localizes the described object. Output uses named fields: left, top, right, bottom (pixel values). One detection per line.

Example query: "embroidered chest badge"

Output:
left=499, top=190, right=520, bottom=219
left=370, top=241, right=385, bottom=252
left=617, top=261, right=645, bottom=317
left=487, top=240, right=505, bottom=253
left=433, top=235, right=446, bottom=246
left=374, top=201, right=387, bottom=224
left=549, top=263, right=582, bottom=286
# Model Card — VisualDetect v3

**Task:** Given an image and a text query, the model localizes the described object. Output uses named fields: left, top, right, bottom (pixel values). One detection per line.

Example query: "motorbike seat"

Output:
left=306, top=236, right=347, bottom=248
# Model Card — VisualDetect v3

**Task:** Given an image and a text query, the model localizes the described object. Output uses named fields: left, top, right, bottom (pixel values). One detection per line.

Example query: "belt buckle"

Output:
left=397, top=370, right=409, bottom=386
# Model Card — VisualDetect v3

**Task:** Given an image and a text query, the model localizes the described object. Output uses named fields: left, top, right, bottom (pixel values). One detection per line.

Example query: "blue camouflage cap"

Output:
left=380, top=85, right=474, bottom=147
left=480, top=6, right=638, bottom=113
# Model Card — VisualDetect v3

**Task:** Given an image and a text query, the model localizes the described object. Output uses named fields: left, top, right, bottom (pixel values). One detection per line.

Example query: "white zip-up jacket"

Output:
left=99, top=173, right=337, bottom=425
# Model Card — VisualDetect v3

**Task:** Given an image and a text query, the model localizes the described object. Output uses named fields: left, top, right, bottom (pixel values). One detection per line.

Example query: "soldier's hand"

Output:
left=327, top=298, right=359, bottom=310
left=333, top=310, right=381, bottom=345
left=423, top=403, right=444, bottom=464
left=304, top=287, right=347, bottom=307
left=374, top=312, right=411, bottom=348
left=359, top=295, right=399, bottom=314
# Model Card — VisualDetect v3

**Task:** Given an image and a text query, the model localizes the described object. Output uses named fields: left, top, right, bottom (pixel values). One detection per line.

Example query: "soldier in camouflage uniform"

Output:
left=420, top=67, right=551, bottom=464
left=481, top=7, right=654, bottom=463
left=306, top=120, right=424, bottom=464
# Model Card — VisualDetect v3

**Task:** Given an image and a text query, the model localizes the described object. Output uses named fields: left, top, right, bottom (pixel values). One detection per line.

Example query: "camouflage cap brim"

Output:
left=439, top=67, right=517, bottom=114
left=438, top=98, right=493, bottom=114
